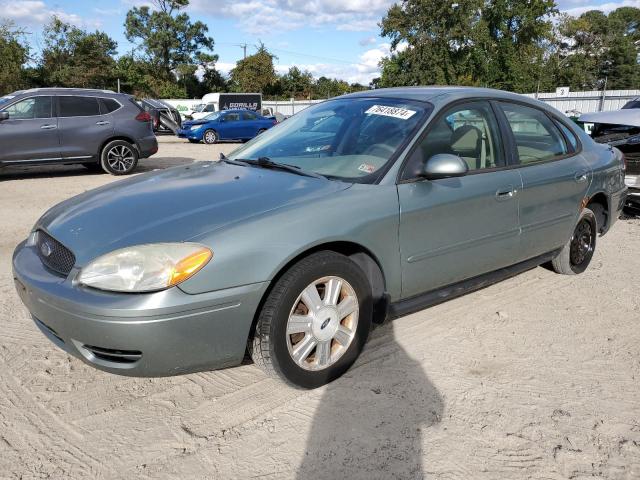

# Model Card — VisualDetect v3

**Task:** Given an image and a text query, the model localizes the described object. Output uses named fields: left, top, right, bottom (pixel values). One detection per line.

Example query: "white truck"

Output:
left=185, top=93, right=263, bottom=120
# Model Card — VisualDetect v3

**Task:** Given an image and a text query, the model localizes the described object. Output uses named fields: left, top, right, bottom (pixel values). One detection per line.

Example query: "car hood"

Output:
left=37, top=162, right=351, bottom=265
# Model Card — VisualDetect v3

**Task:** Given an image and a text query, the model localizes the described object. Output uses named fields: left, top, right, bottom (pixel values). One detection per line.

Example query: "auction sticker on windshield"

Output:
left=365, top=105, right=417, bottom=120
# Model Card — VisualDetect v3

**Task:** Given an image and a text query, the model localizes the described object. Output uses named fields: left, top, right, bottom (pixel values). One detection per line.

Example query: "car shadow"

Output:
left=0, top=157, right=197, bottom=180
left=295, top=321, right=444, bottom=480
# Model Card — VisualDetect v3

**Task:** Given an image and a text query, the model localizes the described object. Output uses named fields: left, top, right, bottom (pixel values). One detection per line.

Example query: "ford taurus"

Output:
left=13, top=87, right=627, bottom=388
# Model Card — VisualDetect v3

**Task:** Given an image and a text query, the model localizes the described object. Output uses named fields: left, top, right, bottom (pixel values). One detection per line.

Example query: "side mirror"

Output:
left=420, top=153, right=469, bottom=180
left=0, top=112, right=8, bottom=122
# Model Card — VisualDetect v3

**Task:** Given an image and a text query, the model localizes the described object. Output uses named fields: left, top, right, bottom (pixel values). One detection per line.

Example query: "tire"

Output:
left=81, top=162, right=103, bottom=173
left=100, top=140, right=138, bottom=175
left=188, top=138, right=200, bottom=144
left=551, top=207, right=597, bottom=275
left=257, top=128, right=267, bottom=135
left=249, top=251, right=373, bottom=389
left=203, top=129, right=218, bottom=144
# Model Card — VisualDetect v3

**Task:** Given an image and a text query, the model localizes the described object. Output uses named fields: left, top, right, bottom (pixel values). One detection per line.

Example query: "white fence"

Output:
left=163, top=89, right=638, bottom=118
left=524, top=89, right=639, bottom=114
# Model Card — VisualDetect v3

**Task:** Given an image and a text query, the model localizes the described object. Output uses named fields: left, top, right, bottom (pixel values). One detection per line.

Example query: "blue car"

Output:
left=178, top=109, right=276, bottom=144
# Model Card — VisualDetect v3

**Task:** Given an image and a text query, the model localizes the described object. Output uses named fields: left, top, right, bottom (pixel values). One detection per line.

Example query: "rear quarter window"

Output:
left=100, top=98, right=121, bottom=114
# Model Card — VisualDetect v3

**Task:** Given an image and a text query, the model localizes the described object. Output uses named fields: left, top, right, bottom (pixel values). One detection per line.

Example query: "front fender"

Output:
left=179, top=183, right=402, bottom=300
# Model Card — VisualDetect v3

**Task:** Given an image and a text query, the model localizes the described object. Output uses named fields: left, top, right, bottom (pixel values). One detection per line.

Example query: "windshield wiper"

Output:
left=219, top=152, right=248, bottom=166
left=235, top=157, right=326, bottom=179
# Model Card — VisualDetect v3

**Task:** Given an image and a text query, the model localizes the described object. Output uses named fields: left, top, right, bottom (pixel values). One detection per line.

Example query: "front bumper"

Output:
left=12, top=241, right=269, bottom=377
left=177, top=128, right=203, bottom=140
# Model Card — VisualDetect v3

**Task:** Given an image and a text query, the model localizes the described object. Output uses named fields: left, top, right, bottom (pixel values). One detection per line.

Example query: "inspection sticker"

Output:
left=358, top=163, right=376, bottom=174
left=365, top=105, right=417, bottom=120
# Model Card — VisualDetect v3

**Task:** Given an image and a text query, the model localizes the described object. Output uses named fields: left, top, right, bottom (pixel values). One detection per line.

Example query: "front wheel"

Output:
left=249, top=251, right=373, bottom=389
left=203, top=129, right=218, bottom=144
left=551, top=207, right=597, bottom=275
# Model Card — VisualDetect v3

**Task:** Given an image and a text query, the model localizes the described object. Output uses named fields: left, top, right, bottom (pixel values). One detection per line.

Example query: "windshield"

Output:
left=228, top=97, right=431, bottom=182
left=191, top=103, right=205, bottom=112
left=0, top=95, right=15, bottom=106
left=202, top=111, right=223, bottom=121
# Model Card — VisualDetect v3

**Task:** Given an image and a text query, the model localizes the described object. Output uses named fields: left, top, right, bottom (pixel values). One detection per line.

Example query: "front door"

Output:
left=57, top=96, right=114, bottom=160
left=220, top=112, right=242, bottom=139
left=397, top=101, right=522, bottom=298
left=0, top=96, right=60, bottom=162
left=496, top=101, right=591, bottom=260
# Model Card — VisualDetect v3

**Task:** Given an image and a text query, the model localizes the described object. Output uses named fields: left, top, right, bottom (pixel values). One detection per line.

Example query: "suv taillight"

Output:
left=135, top=111, right=151, bottom=122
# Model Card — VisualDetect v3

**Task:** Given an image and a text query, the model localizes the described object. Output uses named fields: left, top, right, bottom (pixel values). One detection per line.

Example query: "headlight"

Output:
left=78, top=243, right=212, bottom=293
left=190, top=124, right=204, bottom=130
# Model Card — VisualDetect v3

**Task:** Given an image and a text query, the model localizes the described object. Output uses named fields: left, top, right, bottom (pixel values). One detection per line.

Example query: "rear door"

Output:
left=0, top=96, right=60, bottom=162
left=219, top=112, right=242, bottom=139
left=241, top=111, right=260, bottom=138
left=495, top=101, right=591, bottom=260
left=57, top=96, right=114, bottom=160
left=397, top=100, right=522, bottom=298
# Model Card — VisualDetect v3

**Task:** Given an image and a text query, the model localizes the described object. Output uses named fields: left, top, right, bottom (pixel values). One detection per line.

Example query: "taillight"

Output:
left=135, top=111, right=151, bottom=122
left=272, top=119, right=278, bottom=125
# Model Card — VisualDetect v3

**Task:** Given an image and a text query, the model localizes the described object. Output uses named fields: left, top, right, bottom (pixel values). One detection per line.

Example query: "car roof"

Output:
left=9, top=88, right=128, bottom=99
left=343, top=86, right=566, bottom=116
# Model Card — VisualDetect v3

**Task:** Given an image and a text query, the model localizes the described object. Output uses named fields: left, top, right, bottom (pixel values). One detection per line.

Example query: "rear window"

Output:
left=59, top=96, right=100, bottom=117
left=622, top=100, right=640, bottom=110
left=100, top=98, right=121, bottom=114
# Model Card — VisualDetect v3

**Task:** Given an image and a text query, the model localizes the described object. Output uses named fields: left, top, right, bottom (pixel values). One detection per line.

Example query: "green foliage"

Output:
left=125, top=0, right=214, bottom=79
left=39, top=17, right=118, bottom=89
left=0, top=20, right=29, bottom=93
left=379, top=0, right=557, bottom=92
left=228, top=44, right=277, bottom=93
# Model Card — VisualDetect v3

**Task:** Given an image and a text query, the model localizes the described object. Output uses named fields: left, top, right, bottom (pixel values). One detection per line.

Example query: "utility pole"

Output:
left=236, top=43, right=248, bottom=59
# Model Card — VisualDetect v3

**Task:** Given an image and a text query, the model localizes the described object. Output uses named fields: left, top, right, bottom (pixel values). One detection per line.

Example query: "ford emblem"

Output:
left=40, top=241, right=53, bottom=258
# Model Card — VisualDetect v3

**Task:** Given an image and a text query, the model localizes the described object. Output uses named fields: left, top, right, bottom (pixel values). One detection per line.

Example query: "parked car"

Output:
left=178, top=109, right=276, bottom=144
left=0, top=88, right=158, bottom=175
left=13, top=87, right=626, bottom=388
left=139, top=98, right=182, bottom=134
left=580, top=109, right=640, bottom=215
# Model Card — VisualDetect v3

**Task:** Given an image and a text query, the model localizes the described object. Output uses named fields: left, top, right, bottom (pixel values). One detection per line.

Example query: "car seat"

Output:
left=450, top=125, right=486, bottom=170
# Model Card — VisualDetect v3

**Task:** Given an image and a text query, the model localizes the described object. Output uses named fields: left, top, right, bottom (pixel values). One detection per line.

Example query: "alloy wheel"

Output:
left=286, top=276, right=359, bottom=371
left=106, top=145, right=135, bottom=173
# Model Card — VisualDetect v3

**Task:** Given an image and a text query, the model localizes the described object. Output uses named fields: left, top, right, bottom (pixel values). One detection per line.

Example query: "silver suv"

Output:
left=0, top=88, right=158, bottom=175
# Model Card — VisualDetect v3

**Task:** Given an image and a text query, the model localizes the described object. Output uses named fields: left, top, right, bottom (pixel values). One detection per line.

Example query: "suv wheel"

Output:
left=249, top=251, right=372, bottom=389
left=101, top=140, right=139, bottom=175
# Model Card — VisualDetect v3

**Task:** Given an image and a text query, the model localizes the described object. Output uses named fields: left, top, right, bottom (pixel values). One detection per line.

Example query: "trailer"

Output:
left=187, top=93, right=262, bottom=120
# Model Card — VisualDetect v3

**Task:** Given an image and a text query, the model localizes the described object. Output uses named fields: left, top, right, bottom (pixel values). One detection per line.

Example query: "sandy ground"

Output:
left=1, top=136, right=639, bottom=479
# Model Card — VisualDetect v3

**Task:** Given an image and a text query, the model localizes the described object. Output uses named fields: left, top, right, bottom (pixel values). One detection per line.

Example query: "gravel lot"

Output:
left=1, top=136, right=639, bottom=479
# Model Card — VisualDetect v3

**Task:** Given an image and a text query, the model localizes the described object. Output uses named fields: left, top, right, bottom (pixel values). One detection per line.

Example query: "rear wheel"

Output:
left=551, top=208, right=597, bottom=275
left=100, top=140, right=138, bottom=175
left=257, top=128, right=267, bottom=135
left=249, top=251, right=373, bottom=389
left=203, top=129, right=218, bottom=144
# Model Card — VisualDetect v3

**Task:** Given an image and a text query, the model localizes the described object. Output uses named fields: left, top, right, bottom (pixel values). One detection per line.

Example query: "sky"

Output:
left=2, top=0, right=639, bottom=85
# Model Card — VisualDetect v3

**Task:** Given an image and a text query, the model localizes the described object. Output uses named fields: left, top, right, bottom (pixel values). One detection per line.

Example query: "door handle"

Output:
left=40, top=124, right=56, bottom=130
left=574, top=171, right=588, bottom=183
left=96, top=121, right=110, bottom=126
left=495, top=186, right=516, bottom=201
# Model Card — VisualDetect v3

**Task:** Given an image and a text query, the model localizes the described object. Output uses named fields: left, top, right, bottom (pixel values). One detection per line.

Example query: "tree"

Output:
left=125, top=0, right=215, bottom=80
left=280, top=66, right=314, bottom=98
left=0, top=20, right=29, bottom=93
left=40, top=17, right=118, bottom=88
left=379, top=0, right=557, bottom=92
left=229, top=44, right=277, bottom=93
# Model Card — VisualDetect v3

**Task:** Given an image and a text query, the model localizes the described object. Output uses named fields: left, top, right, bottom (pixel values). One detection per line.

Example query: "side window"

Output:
left=402, top=101, right=504, bottom=180
left=242, top=112, right=257, bottom=121
left=500, top=103, right=568, bottom=164
left=554, top=120, right=579, bottom=152
left=204, top=104, right=215, bottom=112
left=4, top=97, right=52, bottom=119
left=100, top=98, right=121, bottom=114
left=59, top=96, right=100, bottom=117
left=225, top=113, right=240, bottom=122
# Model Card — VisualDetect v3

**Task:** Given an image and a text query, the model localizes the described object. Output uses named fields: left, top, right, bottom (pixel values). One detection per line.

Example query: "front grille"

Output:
left=82, top=345, right=142, bottom=364
left=36, top=230, right=76, bottom=276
